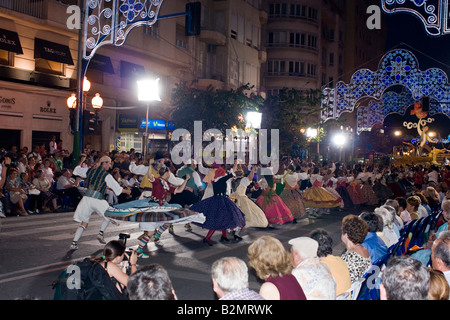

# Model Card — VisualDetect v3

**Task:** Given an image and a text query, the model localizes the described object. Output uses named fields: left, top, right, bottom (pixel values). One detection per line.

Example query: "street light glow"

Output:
left=137, top=78, right=161, bottom=102
left=394, top=130, right=401, bottom=136
left=246, top=111, right=262, bottom=129
left=333, top=133, right=346, bottom=146
left=306, top=127, right=317, bottom=138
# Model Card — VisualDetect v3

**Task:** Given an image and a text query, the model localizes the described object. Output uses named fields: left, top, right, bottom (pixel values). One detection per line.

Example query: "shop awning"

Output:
left=0, top=28, right=23, bottom=54
left=120, top=60, right=145, bottom=78
left=89, top=53, right=114, bottom=74
left=34, top=38, right=74, bottom=65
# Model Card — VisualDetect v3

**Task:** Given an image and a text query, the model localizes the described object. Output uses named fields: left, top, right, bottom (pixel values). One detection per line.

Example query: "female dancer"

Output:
left=255, top=169, right=294, bottom=227
left=277, top=164, right=307, bottom=222
left=230, top=165, right=268, bottom=228
left=302, top=166, right=342, bottom=218
left=190, top=162, right=246, bottom=246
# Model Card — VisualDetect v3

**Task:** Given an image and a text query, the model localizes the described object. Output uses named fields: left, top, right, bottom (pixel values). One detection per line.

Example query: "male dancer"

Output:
left=70, top=155, right=131, bottom=250
left=134, top=167, right=190, bottom=255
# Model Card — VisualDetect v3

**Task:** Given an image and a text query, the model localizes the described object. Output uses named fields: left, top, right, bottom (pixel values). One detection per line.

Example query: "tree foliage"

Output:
left=170, top=82, right=264, bottom=133
left=260, top=87, right=323, bottom=154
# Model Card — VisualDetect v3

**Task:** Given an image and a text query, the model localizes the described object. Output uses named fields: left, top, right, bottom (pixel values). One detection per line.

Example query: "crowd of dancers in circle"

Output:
left=62, top=149, right=450, bottom=300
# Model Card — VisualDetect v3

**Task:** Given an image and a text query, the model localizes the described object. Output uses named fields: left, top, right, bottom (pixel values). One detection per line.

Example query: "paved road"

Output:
left=0, top=207, right=358, bottom=300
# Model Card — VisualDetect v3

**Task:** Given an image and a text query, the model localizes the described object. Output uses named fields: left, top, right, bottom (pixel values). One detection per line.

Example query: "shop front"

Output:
left=116, top=113, right=174, bottom=155
left=0, top=86, right=71, bottom=153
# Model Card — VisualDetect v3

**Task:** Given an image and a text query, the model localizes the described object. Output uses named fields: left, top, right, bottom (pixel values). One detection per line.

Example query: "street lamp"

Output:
left=333, top=133, right=347, bottom=161
left=137, top=78, right=161, bottom=159
left=67, top=77, right=103, bottom=153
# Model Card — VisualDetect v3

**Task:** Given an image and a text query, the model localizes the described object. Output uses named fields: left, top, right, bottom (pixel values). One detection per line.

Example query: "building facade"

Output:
left=0, top=0, right=266, bottom=156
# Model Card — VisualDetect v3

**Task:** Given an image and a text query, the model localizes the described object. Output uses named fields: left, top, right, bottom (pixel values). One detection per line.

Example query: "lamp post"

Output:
left=137, top=78, right=161, bottom=160
left=67, top=77, right=103, bottom=157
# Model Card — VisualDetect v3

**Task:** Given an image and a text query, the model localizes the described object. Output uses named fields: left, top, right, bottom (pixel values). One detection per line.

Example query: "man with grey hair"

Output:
left=289, top=237, right=336, bottom=300
left=380, top=256, right=430, bottom=300
left=431, top=230, right=450, bottom=287
left=211, top=257, right=263, bottom=300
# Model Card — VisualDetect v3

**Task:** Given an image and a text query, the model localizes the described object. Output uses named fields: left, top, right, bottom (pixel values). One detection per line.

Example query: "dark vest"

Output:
left=85, top=166, right=109, bottom=199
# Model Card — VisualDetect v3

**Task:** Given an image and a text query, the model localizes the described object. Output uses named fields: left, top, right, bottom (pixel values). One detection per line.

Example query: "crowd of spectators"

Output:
left=2, top=141, right=450, bottom=300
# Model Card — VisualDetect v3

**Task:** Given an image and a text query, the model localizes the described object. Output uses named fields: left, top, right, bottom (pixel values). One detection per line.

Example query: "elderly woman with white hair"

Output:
left=374, top=206, right=399, bottom=248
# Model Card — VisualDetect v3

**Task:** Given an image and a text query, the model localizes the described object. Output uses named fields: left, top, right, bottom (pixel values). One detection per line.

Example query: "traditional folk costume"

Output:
left=105, top=174, right=205, bottom=257
left=190, top=166, right=246, bottom=245
left=334, top=175, right=354, bottom=209
left=277, top=169, right=307, bottom=221
left=302, top=170, right=342, bottom=218
left=255, top=175, right=294, bottom=226
left=70, top=161, right=125, bottom=250
left=357, top=172, right=379, bottom=206
left=346, top=174, right=365, bottom=207
left=230, top=167, right=268, bottom=228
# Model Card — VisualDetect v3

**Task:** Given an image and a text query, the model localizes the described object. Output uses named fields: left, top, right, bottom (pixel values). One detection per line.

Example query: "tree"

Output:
left=170, top=82, right=264, bottom=133
left=261, top=87, right=323, bottom=155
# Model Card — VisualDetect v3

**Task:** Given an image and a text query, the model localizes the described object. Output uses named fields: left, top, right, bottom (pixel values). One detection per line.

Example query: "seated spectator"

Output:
left=413, top=192, right=431, bottom=218
left=431, top=230, right=450, bottom=287
left=19, top=172, right=41, bottom=214
left=56, top=168, right=82, bottom=207
left=42, top=159, right=55, bottom=183
left=341, top=215, right=372, bottom=283
left=380, top=256, right=430, bottom=300
left=427, top=269, right=449, bottom=300
left=400, top=196, right=421, bottom=223
left=383, top=199, right=404, bottom=230
left=374, top=206, right=399, bottom=247
left=6, top=168, right=28, bottom=216
left=425, top=186, right=441, bottom=210
left=211, top=256, right=263, bottom=300
left=32, top=170, right=59, bottom=213
left=289, top=236, right=336, bottom=300
left=248, top=236, right=305, bottom=300
left=359, top=211, right=388, bottom=262
left=127, top=264, right=176, bottom=300
left=309, top=228, right=351, bottom=296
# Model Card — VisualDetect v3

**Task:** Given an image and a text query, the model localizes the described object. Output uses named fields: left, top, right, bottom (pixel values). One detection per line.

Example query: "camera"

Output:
left=118, top=232, right=130, bottom=246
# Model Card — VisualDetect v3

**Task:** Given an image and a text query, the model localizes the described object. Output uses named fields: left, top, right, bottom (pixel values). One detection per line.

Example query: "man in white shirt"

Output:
left=70, top=156, right=131, bottom=250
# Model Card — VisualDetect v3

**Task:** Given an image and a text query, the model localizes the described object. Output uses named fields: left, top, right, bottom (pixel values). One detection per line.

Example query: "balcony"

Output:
left=199, top=30, right=227, bottom=46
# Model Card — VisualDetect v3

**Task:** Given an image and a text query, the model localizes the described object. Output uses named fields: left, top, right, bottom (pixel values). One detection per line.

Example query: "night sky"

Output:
left=381, top=10, right=450, bottom=140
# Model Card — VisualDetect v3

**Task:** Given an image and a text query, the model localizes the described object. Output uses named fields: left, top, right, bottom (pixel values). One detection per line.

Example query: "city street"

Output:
left=0, top=207, right=352, bottom=301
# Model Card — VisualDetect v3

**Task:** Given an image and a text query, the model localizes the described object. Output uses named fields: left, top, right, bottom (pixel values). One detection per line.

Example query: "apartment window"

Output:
left=269, top=3, right=287, bottom=17
left=143, top=22, right=159, bottom=39
left=231, top=13, right=238, bottom=39
left=307, top=63, right=316, bottom=77
left=329, top=53, right=334, bottom=66
left=268, top=60, right=286, bottom=75
left=308, top=7, right=318, bottom=21
left=289, top=4, right=307, bottom=18
left=176, top=24, right=188, bottom=49
left=268, top=31, right=287, bottom=46
left=307, top=35, right=317, bottom=49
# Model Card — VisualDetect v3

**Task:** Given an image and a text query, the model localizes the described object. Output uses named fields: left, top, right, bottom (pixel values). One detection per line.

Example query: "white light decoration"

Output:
left=246, top=112, right=262, bottom=129
left=333, top=133, right=346, bottom=146
left=67, top=93, right=77, bottom=109
left=91, top=93, right=103, bottom=109
left=137, top=78, right=161, bottom=102
left=306, top=128, right=318, bottom=138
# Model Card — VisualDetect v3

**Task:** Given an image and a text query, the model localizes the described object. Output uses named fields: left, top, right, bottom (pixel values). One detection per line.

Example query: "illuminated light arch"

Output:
left=381, top=0, right=450, bottom=37
left=321, top=49, right=450, bottom=127
left=84, top=0, right=165, bottom=60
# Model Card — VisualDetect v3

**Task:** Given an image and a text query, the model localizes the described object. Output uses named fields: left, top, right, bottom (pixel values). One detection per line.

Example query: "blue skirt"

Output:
left=190, top=195, right=246, bottom=230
